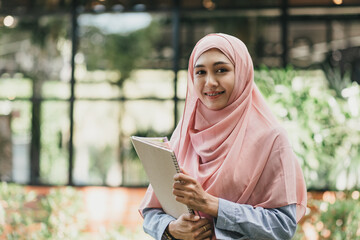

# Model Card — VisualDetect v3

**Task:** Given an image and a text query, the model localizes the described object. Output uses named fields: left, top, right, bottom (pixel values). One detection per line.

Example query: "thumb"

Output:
left=183, top=213, right=200, bottom=222
left=180, top=167, right=189, bottom=175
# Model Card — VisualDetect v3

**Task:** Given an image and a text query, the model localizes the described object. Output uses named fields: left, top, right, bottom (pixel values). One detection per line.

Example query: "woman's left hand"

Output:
left=173, top=169, right=219, bottom=217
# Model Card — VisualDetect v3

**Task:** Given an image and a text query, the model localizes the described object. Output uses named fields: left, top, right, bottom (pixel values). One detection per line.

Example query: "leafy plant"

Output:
left=0, top=182, right=153, bottom=239
left=255, top=67, right=360, bottom=190
left=319, top=199, right=360, bottom=239
left=0, top=182, right=38, bottom=239
left=79, top=20, right=161, bottom=87
left=295, top=191, right=360, bottom=240
left=37, top=187, right=86, bottom=239
left=321, top=63, right=352, bottom=98
left=0, top=182, right=86, bottom=239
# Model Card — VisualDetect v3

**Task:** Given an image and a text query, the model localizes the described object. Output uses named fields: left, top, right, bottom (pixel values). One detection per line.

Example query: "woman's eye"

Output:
left=217, top=68, right=227, bottom=73
left=195, top=70, right=205, bottom=75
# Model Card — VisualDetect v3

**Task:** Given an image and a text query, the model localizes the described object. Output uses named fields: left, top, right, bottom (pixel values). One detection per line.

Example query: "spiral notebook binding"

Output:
left=170, top=152, right=196, bottom=215
left=170, top=153, right=181, bottom=173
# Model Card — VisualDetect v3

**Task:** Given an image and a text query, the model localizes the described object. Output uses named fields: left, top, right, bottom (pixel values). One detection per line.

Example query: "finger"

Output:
left=195, top=219, right=212, bottom=228
left=174, top=173, right=197, bottom=184
left=173, top=188, right=187, bottom=198
left=180, top=167, right=189, bottom=175
left=173, top=181, right=188, bottom=190
left=173, top=189, right=197, bottom=206
left=198, top=234, right=212, bottom=240
left=182, top=213, right=200, bottom=222
left=173, top=182, right=198, bottom=197
left=194, top=224, right=212, bottom=240
left=198, top=228, right=213, bottom=240
left=174, top=194, right=188, bottom=206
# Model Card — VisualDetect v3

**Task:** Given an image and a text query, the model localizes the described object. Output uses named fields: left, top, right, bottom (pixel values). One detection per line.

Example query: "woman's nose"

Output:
left=205, top=73, right=219, bottom=87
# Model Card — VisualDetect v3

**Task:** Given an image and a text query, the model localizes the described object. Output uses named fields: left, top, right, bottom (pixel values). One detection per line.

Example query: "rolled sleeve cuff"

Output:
left=142, top=208, right=176, bottom=240
left=214, top=198, right=247, bottom=239
left=158, top=215, right=176, bottom=239
left=215, top=198, right=238, bottom=230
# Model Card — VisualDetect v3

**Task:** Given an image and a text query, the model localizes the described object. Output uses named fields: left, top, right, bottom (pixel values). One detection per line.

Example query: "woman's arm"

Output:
left=142, top=208, right=176, bottom=240
left=173, top=172, right=297, bottom=239
left=142, top=208, right=212, bottom=240
left=214, top=199, right=297, bottom=240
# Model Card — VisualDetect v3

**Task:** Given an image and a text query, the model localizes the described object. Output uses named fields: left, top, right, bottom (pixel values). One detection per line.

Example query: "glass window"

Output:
left=5, top=101, right=31, bottom=184
left=0, top=77, right=32, bottom=99
left=123, top=70, right=174, bottom=99
left=40, top=101, right=69, bottom=185
left=289, top=21, right=328, bottom=68
left=42, top=81, right=70, bottom=99
left=1, top=3, right=360, bottom=190
left=74, top=12, right=174, bottom=186
left=0, top=14, right=72, bottom=185
left=73, top=101, right=121, bottom=186
left=122, top=100, right=174, bottom=186
left=177, top=70, right=187, bottom=99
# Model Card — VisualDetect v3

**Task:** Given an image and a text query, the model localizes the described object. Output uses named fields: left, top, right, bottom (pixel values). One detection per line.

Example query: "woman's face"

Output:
left=194, top=48, right=235, bottom=110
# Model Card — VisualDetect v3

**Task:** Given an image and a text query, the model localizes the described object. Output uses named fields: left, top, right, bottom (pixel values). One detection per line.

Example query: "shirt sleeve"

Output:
left=214, top=198, right=297, bottom=240
left=142, top=208, right=176, bottom=240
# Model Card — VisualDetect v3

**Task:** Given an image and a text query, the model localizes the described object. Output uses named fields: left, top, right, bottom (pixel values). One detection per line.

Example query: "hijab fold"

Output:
left=139, top=33, right=307, bottom=226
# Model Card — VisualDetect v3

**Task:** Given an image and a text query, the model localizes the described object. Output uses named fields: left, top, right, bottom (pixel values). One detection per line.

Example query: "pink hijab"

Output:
left=139, top=33, right=307, bottom=225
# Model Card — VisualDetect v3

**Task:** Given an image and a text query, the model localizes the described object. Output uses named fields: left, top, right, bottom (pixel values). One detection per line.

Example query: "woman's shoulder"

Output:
left=267, top=126, right=287, bottom=137
left=253, top=126, right=291, bottom=148
left=267, top=126, right=292, bottom=149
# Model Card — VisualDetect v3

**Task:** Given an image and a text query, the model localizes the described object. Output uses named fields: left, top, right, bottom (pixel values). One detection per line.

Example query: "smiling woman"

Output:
left=139, top=33, right=307, bottom=240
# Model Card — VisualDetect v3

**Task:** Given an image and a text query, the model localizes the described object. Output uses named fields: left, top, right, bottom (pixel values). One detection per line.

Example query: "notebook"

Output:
left=131, top=136, right=194, bottom=218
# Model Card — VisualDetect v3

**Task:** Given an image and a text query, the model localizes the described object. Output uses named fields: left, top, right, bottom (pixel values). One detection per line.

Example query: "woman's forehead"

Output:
left=195, top=48, right=232, bottom=65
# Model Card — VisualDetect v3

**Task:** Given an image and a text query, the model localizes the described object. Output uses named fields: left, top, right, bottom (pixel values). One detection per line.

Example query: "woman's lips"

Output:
left=204, top=91, right=225, bottom=98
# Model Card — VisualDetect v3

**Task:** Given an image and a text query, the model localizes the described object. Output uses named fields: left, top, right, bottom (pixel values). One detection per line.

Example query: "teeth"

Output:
left=206, top=91, right=224, bottom=96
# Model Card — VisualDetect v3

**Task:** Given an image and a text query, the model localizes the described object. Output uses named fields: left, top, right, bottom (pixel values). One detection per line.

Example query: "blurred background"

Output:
left=0, top=0, right=360, bottom=239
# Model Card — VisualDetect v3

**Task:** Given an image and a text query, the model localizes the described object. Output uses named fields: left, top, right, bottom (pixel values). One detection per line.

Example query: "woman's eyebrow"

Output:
left=194, top=61, right=230, bottom=68
left=194, top=64, right=205, bottom=69
left=213, top=61, right=230, bottom=66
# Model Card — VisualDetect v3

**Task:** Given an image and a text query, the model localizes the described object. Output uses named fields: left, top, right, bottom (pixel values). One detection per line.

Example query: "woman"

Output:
left=139, top=33, right=307, bottom=240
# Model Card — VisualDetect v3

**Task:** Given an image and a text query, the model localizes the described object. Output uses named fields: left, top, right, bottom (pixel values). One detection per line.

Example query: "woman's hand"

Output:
left=173, top=170, right=219, bottom=217
left=167, top=213, right=212, bottom=240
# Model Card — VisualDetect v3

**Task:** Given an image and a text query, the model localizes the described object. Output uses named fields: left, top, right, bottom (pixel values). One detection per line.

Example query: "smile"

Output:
left=205, top=91, right=225, bottom=97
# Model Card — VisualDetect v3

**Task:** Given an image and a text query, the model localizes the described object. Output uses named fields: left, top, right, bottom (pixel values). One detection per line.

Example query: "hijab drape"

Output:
left=139, top=33, right=307, bottom=225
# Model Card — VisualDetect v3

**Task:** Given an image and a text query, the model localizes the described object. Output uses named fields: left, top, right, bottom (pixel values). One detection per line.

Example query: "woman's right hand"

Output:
left=167, top=213, right=213, bottom=240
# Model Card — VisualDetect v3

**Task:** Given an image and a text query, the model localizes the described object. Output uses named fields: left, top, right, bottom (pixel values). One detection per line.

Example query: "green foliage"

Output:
left=319, top=199, right=360, bottom=239
left=88, top=145, right=115, bottom=184
left=40, top=102, right=69, bottom=185
left=17, top=17, right=69, bottom=48
left=0, top=182, right=37, bottom=239
left=0, top=182, right=86, bottom=239
left=255, top=67, right=360, bottom=190
left=37, top=187, right=86, bottom=239
left=0, top=183, right=152, bottom=239
left=321, top=63, right=352, bottom=98
left=80, top=20, right=161, bottom=86
left=295, top=192, right=360, bottom=240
